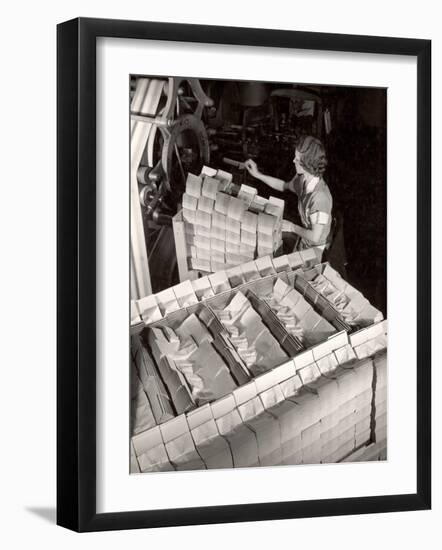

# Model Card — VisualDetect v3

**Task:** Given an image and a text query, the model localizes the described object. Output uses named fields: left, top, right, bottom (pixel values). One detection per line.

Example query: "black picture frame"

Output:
left=57, top=17, right=431, bottom=532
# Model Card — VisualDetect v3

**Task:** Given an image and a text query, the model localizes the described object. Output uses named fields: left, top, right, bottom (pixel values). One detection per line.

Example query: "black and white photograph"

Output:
left=129, top=75, right=387, bottom=473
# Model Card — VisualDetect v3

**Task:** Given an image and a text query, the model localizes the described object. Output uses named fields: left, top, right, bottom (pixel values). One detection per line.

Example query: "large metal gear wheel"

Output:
left=161, top=114, right=210, bottom=198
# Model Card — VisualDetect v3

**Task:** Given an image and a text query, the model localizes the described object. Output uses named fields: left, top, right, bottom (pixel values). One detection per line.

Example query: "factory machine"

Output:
left=130, top=76, right=327, bottom=297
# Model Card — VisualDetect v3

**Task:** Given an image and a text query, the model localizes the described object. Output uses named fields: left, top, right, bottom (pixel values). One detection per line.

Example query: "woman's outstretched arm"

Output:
left=244, top=159, right=285, bottom=192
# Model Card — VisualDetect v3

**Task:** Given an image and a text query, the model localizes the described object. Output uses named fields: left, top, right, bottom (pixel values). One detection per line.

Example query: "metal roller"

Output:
left=137, top=165, right=150, bottom=185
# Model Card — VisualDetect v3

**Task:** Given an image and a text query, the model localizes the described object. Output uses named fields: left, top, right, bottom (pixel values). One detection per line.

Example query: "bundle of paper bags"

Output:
left=182, top=167, right=284, bottom=273
left=212, top=291, right=288, bottom=376
left=148, top=314, right=237, bottom=408
left=307, top=264, right=384, bottom=327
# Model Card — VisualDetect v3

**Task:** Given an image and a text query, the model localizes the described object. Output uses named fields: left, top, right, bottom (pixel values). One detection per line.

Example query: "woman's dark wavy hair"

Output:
left=297, top=135, right=328, bottom=177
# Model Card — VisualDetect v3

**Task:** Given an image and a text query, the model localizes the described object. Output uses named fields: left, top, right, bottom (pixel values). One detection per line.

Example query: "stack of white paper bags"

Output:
left=131, top=344, right=385, bottom=472
left=132, top=335, right=175, bottom=425
left=181, top=169, right=284, bottom=273
left=258, top=277, right=337, bottom=346
left=308, top=264, right=384, bottom=328
left=212, top=291, right=288, bottom=376
left=130, top=257, right=388, bottom=472
left=148, top=314, right=237, bottom=408
left=130, top=363, right=156, bottom=436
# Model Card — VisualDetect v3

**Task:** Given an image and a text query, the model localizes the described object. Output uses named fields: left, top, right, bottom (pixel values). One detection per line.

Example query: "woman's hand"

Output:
left=245, top=161, right=285, bottom=192
left=245, top=159, right=260, bottom=178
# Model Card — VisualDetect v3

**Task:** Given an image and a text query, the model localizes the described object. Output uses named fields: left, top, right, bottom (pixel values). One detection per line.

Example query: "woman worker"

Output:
left=245, top=135, right=333, bottom=256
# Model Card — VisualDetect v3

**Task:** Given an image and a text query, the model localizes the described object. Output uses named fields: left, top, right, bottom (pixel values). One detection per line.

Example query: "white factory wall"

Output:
left=0, top=1, right=440, bottom=549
